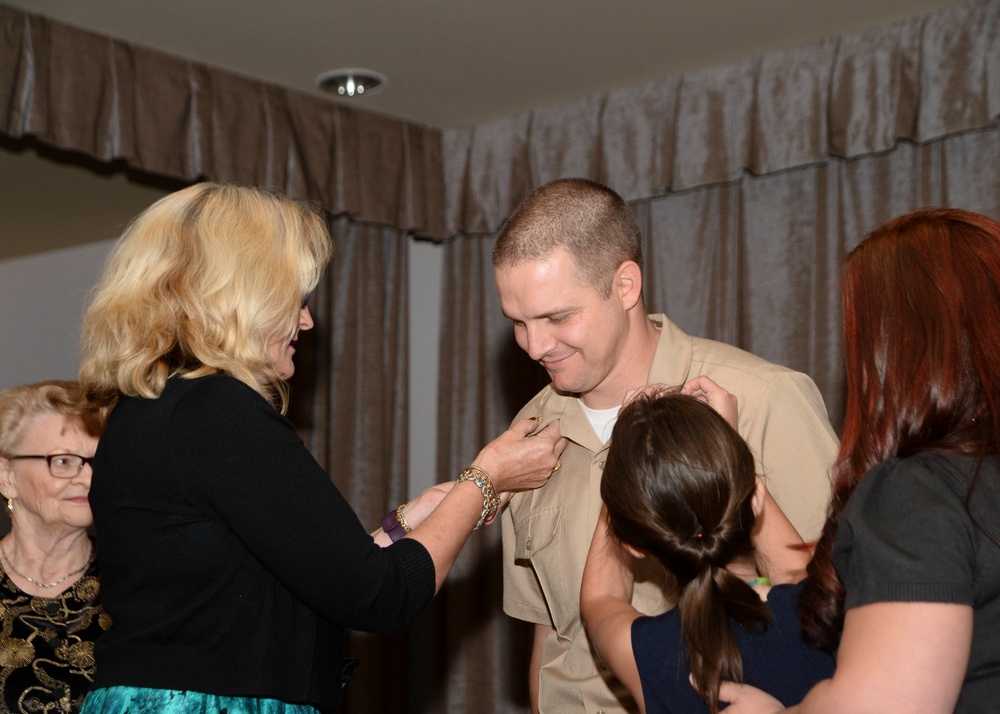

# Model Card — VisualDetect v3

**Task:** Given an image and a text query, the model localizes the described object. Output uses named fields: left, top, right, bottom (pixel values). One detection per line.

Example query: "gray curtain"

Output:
left=0, top=3, right=445, bottom=238
left=443, top=0, right=1000, bottom=232
left=290, top=216, right=411, bottom=712
left=435, top=1, right=1000, bottom=711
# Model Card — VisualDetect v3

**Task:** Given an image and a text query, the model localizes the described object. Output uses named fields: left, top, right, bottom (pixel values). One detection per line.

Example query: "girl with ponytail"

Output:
left=580, top=380, right=833, bottom=713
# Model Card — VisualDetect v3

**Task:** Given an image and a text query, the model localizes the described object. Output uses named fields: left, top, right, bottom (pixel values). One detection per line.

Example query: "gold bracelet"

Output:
left=457, top=465, right=500, bottom=530
left=395, top=503, right=412, bottom=533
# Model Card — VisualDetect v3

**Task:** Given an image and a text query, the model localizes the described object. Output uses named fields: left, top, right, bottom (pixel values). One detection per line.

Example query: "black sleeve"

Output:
left=167, top=376, right=435, bottom=634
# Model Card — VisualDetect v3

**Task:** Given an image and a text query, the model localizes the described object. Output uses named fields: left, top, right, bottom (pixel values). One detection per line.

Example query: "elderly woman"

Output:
left=77, top=183, right=565, bottom=714
left=0, top=380, right=109, bottom=713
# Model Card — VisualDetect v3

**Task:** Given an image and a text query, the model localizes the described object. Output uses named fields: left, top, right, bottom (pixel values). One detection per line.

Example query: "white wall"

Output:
left=0, top=239, right=115, bottom=388
left=0, top=146, right=171, bottom=386
left=407, top=239, right=443, bottom=494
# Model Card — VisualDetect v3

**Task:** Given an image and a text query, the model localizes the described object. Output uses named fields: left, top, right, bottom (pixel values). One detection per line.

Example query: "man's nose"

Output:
left=524, top=323, right=554, bottom=361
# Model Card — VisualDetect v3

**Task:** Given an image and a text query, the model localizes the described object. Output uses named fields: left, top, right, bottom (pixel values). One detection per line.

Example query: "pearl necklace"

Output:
left=0, top=540, right=93, bottom=589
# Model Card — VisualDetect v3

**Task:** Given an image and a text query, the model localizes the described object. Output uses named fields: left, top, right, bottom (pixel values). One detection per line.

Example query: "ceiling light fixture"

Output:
left=314, top=68, right=387, bottom=97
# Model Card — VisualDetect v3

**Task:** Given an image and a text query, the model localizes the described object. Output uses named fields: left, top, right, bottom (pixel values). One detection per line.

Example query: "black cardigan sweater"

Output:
left=90, top=375, right=435, bottom=712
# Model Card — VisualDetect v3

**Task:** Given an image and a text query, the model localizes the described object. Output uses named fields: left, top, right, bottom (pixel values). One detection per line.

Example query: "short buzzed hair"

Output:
left=492, top=178, right=643, bottom=298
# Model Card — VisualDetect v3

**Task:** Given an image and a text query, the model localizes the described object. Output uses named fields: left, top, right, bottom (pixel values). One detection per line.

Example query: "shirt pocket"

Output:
left=512, top=506, right=575, bottom=630
left=511, top=505, right=561, bottom=559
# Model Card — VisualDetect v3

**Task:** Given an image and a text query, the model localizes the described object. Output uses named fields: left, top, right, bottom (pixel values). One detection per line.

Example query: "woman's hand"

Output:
left=472, top=418, right=566, bottom=494
left=715, top=680, right=786, bottom=713
left=622, top=382, right=675, bottom=407
left=407, top=419, right=565, bottom=592
left=400, top=481, right=455, bottom=530
left=682, top=375, right=738, bottom=429
left=371, top=482, right=456, bottom=546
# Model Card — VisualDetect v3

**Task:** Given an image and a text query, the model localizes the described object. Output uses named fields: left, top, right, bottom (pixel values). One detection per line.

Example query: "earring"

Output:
left=5, top=498, right=11, bottom=514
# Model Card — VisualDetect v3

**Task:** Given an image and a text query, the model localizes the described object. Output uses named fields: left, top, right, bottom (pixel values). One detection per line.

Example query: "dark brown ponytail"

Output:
left=602, top=393, right=770, bottom=713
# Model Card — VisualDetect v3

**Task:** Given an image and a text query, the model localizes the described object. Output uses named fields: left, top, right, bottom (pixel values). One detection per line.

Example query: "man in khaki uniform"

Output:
left=493, top=178, right=838, bottom=713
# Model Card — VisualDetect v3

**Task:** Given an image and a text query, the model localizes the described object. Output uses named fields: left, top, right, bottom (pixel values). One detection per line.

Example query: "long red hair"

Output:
left=801, top=208, right=1000, bottom=649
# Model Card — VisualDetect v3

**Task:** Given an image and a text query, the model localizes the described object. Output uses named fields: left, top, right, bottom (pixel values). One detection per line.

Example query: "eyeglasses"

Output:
left=7, top=454, right=94, bottom=479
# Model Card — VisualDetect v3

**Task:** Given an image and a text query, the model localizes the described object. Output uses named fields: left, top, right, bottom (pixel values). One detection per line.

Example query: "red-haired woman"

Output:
left=721, top=208, right=1000, bottom=713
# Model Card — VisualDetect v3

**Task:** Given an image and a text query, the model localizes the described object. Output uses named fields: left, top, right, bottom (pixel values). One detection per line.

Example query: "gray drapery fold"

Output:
left=442, top=0, right=1000, bottom=235
left=289, top=216, right=411, bottom=712
left=0, top=3, right=445, bottom=238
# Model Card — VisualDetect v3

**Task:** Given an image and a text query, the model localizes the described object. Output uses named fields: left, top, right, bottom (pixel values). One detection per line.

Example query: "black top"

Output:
left=631, top=582, right=834, bottom=713
left=835, top=452, right=1000, bottom=713
left=90, top=375, right=435, bottom=712
left=0, top=555, right=108, bottom=713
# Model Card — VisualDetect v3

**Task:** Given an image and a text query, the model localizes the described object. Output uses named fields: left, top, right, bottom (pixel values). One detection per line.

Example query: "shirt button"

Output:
left=598, top=461, right=605, bottom=470
left=525, top=537, right=533, bottom=551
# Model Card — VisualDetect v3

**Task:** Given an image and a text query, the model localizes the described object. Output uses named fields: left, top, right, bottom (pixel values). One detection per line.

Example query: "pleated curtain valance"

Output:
left=4, top=1, right=1000, bottom=240
left=0, top=3, right=446, bottom=238
left=443, top=0, right=1000, bottom=236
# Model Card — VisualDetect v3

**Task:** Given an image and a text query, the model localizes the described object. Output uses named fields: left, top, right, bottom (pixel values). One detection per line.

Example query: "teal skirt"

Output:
left=80, top=687, right=320, bottom=713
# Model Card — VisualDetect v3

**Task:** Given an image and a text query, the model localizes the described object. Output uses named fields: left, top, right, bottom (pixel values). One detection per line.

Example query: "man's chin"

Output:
left=549, top=376, right=587, bottom=396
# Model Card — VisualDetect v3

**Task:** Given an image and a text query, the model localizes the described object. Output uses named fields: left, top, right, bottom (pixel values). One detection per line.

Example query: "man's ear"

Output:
left=614, top=260, right=643, bottom=310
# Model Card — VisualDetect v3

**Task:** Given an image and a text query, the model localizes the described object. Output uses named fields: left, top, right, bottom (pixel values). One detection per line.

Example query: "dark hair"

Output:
left=492, top=178, right=642, bottom=298
left=602, top=392, right=769, bottom=713
left=801, top=208, right=1000, bottom=649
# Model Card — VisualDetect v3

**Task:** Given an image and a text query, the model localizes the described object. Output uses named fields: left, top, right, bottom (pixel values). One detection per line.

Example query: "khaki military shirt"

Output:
left=502, top=315, right=838, bottom=713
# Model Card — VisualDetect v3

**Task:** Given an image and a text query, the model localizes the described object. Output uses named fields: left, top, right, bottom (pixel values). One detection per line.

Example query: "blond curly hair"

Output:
left=80, top=183, right=332, bottom=413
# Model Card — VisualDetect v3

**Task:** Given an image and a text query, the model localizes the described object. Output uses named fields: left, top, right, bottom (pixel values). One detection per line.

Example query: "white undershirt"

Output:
left=579, top=402, right=621, bottom=444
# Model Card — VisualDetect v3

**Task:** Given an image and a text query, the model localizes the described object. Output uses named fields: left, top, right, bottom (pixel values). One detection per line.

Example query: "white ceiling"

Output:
left=5, top=0, right=963, bottom=128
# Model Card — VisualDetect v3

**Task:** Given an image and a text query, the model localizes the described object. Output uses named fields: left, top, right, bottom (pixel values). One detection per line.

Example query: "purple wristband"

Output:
left=381, top=509, right=407, bottom=542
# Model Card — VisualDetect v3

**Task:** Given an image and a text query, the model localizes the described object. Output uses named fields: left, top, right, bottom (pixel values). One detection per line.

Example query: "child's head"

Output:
left=602, top=391, right=769, bottom=713
left=601, top=391, right=760, bottom=585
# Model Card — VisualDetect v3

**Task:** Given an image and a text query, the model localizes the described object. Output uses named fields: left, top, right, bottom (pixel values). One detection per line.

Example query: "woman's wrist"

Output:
left=471, top=450, right=503, bottom=489
left=456, top=465, right=499, bottom=530
left=380, top=504, right=411, bottom=542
